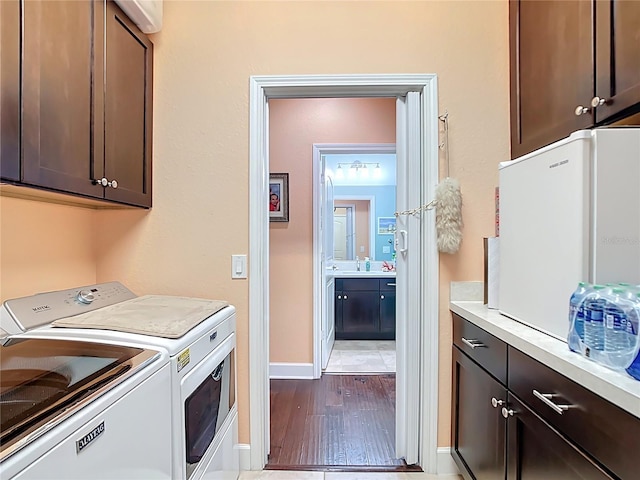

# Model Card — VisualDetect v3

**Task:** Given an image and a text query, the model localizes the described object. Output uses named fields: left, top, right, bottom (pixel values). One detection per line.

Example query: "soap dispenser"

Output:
left=365, top=257, right=371, bottom=272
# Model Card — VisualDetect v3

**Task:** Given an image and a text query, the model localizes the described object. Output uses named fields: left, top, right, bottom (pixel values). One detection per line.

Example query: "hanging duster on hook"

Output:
left=435, top=112, right=463, bottom=254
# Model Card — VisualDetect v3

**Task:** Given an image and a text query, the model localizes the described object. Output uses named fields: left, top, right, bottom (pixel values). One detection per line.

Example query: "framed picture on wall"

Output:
left=269, top=173, right=289, bottom=222
left=377, top=216, right=396, bottom=234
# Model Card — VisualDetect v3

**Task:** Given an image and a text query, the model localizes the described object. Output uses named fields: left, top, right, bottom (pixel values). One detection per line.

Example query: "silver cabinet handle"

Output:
left=590, top=96, right=609, bottom=108
left=532, top=390, right=571, bottom=415
left=381, top=295, right=385, bottom=300
left=501, top=407, right=514, bottom=418
left=337, top=295, right=342, bottom=300
left=343, top=295, right=347, bottom=300
left=574, top=105, right=590, bottom=116
left=491, top=397, right=504, bottom=408
left=93, top=177, right=118, bottom=189
left=386, top=283, right=396, bottom=286
left=461, top=337, right=486, bottom=349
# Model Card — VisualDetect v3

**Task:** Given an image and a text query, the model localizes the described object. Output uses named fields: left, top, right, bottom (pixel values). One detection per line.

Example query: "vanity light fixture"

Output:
left=336, top=160, right=382, bottom=179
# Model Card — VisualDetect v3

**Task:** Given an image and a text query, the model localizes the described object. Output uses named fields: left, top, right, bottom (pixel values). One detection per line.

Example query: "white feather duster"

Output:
left=435, top=177, right=462, bottom=254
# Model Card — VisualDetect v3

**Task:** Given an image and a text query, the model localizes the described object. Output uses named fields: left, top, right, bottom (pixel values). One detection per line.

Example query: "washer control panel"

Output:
left=1, top=282, right=137, bottom=334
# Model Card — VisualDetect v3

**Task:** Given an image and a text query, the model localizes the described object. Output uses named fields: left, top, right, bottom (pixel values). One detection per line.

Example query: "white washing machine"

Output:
left=0, top=333, right=173, bottom=479
left=1, top=282, right=240, bottom=480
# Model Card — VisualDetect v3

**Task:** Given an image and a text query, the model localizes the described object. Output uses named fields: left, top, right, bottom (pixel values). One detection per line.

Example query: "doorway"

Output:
left=248, top=74, right=440, bottom=472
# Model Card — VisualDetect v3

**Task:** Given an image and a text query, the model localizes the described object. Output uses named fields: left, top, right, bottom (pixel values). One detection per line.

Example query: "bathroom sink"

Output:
left=329, top=270, right=395, bottom=277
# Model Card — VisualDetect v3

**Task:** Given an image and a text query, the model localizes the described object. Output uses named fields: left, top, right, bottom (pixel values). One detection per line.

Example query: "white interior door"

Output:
left=333, top=210, right=348, bottom=260
left=320, top=167, right=335, bottom=370
left=395, top=92, right=421, bottom=465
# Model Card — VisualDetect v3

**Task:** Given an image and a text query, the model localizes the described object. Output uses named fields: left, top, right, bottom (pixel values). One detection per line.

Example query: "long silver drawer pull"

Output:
left=461, top=337, right=486, bottom=349
left=386, top=283, right=396, bottom=286
left=533, top=390, right=571, bottom=415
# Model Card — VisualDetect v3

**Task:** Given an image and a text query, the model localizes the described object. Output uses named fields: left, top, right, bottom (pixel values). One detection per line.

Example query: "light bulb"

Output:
left=348, top=165, right=357, bottom=178
left=360, top=164, right=369, bottom=178
left=336, top=165, right=344, bottom=179
left=373, top=163, right=382, bottom=178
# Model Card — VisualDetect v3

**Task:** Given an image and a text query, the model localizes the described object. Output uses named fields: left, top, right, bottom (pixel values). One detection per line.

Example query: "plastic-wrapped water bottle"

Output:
left=624, top=292, right=640, bottom=380
left=568, top=282, right=591, bottom=352
left=604, top=288, right=631, bottom=368
left=584, top=285, right=606, bottom=354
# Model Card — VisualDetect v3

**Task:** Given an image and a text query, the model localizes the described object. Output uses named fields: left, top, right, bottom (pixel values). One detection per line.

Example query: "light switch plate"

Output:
left=231, top=254, right=247, bottom=279
left=383, top=246, right=391, bottom=253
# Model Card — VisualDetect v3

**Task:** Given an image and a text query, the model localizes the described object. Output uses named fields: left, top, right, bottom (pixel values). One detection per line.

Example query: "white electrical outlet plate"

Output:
left=383, top=246, right=391, bottom=253
left=231, top=254, right=247, bottom=279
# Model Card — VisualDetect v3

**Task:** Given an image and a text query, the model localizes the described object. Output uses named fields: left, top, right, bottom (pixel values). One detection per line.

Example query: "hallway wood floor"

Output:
left=267, top=374, right=419, bottom=471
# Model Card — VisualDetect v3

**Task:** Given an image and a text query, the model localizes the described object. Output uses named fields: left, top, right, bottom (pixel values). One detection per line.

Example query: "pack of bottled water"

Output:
left=568, top=282, right=640, bottom=379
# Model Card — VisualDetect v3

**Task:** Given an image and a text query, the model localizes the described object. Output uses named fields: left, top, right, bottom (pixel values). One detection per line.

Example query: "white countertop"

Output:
left=328, top=270, right=396, bottom=278
left=450, top=300, right=640, bottom=419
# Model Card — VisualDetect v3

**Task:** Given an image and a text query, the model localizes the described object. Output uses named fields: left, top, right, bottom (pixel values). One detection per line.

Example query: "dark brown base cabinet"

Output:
left=451, top=313, right=639, bottom=480
left=0, top=0, right=152, bottom=208
left=335, top=278, right=395, bottom=340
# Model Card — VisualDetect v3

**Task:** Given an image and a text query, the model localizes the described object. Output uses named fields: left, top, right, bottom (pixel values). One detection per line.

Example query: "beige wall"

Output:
left=0, top=196, right=97, bottom=301
left=269, top=97, right=395, bottom=364
left=0, top=1, right=509, bottom=449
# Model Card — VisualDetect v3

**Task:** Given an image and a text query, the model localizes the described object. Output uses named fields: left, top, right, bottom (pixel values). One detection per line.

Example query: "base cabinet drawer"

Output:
left=509, top=347, right=638, bottom=480
left=506, top=393, right=613, bottom=480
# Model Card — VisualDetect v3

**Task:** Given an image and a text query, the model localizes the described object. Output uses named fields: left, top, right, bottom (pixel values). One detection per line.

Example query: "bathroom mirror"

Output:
left=325, top=153, right=397, bottom=262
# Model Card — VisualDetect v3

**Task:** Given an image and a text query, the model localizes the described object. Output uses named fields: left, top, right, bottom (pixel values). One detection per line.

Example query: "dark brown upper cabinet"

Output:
left=0, top=0, right=153, bottom=208
left=102, top=1, right=153, bottom=207
left=510, top=0, right=640, bottom=159
left=594, top=0, right=640, bottom=123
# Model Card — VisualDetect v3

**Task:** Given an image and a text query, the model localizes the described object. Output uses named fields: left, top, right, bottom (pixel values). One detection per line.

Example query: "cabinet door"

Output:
left=451, top=347, right=507, bottom=480
left=0, top=0, right=20, bottom=181
left=21, top=0, right=104, bottom=197
left=506, top=394, right=614, bottom=480
left=103, top=1, right=153, bottom=207
left=510, top=0, right=593, bottom=158
left=379, top=287, right=395, bottom=339
left=338, top=290, right=379, bottom=339
left=594, top=0, right=640, bottom=122
left=335, top=290, right=344, bottom=335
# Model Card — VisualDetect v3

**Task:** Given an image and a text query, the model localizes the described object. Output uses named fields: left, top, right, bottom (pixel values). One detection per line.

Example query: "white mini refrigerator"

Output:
left=499, top=128, right=640, bottom=341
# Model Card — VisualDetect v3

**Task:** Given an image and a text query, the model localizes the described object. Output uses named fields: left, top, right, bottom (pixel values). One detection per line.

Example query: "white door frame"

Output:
left=312, top=143, right=392, bottom=380
left=248, top=74, right=439, bottom=471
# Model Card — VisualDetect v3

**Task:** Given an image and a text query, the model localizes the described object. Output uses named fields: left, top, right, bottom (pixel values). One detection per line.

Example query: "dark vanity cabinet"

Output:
left=452, top=312, right=639, bottom=480
left=0, top=0, right=152, bottom=208
left=335, top=278, right=395, bottom=340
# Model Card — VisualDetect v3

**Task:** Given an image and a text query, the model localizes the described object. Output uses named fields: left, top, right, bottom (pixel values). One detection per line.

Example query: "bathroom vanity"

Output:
left=334, top=276, right=396, bottom=340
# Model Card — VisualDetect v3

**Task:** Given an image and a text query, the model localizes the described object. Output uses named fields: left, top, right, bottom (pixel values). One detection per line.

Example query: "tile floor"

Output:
left=239, top=471, right=460, bottom=479
left=324, top=340, right=396, bottom=374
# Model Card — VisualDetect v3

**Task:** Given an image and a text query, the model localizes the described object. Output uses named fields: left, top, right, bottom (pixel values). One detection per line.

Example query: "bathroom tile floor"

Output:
left=324, top=340, right=395, bottom=374
left=240, top=471, right=460, bottom=479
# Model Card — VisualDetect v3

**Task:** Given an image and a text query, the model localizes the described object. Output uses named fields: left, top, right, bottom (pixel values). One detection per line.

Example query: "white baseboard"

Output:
left=437, top=447, right=460, bottom=476
left=269, top=362, right=314, bottom=379
left=237, top=443, right=251, bottom=471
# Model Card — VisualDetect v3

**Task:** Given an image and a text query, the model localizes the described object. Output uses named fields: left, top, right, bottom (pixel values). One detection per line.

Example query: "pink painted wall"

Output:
left=269, top=98, right=396, bottom=364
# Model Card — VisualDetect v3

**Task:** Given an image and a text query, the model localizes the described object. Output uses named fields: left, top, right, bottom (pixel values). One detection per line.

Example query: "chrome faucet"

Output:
left=356, top=256, right=360, bottom=271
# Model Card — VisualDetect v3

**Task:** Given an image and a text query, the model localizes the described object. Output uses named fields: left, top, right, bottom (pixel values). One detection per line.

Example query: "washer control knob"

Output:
left=76, top=289, right=95, bottom=305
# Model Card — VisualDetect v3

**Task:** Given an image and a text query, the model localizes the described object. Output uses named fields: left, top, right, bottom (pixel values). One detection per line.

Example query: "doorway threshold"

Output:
left=264, top=464, right=423, bottom=473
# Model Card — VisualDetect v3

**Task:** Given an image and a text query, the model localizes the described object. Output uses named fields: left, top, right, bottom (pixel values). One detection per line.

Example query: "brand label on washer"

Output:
left=177, top=348, right=190, bottom=372
left=76, top=421, right=105, bottom=453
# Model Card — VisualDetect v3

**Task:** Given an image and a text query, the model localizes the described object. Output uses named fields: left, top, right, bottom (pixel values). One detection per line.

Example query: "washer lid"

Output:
left=0, top=337, right=159, bottom=462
